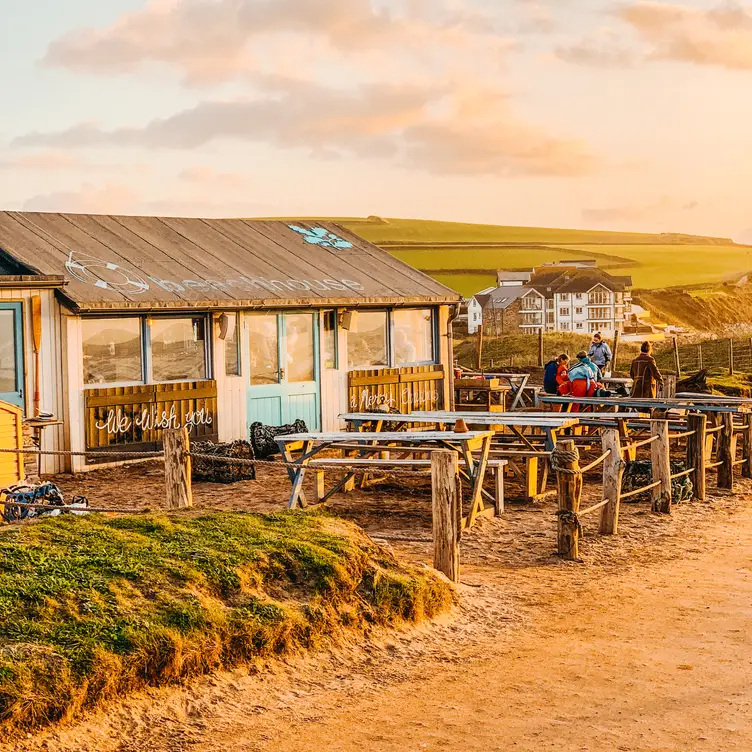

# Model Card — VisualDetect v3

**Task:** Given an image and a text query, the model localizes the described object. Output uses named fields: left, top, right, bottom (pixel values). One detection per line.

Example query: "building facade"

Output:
left=0, top=212, right=460, bottom=474
left=471, top=265, right=632, bottom=337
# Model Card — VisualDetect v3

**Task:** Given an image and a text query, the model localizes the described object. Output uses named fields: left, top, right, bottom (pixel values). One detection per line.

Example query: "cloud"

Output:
left=0, top=151, right=86, bottom=171
left=554, top=29, right=638, bottom=67
left=21, top=182, right=272, bottom=217
left=13, top=79, right=596, bottom=178
left=178, top=166, right=247, bottom=189
left=619, top=0, right=752, bottom=70
left=43, top=0, right=511, bottom=86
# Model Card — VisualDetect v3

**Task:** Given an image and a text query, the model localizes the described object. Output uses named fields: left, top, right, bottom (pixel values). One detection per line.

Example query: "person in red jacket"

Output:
left=556, top=354, right=570, bottom=395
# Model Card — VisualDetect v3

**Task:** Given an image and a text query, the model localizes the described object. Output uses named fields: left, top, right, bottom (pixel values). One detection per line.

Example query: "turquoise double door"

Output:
left=0, top=303, right=25, bottom=410
left=247, top=312, right=320, bottom=431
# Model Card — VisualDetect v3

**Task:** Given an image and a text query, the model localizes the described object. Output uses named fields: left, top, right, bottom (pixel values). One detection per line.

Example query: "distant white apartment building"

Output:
left=467, top=265, right=632, bottom=336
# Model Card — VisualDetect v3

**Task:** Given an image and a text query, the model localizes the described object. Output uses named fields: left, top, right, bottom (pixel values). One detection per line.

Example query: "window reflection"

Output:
left=249, top=314, right=279, bottom=385
left=82, top=317, right=143, bottom=384
left=151, top=318, right=206, bottom=382
left=393, top=309, right=434, bottom=365
left=347, top=311, right=388, bottom=369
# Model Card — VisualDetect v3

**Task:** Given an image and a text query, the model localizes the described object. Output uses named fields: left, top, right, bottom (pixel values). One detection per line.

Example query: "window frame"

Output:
left=222, top=312, right=242, bottom=378
left=322, top=309, right=339, bottom=370
left=81, top=313, right=213, bottom=389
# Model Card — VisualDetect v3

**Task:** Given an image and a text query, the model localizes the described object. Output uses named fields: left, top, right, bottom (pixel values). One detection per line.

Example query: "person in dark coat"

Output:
left=630, top=341, right=664, bottom=398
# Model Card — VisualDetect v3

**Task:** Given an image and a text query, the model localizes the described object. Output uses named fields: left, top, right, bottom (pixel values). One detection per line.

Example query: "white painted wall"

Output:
left=0, top=288, right=67, bottom=474
left=214, top=312, right=247, bottom=443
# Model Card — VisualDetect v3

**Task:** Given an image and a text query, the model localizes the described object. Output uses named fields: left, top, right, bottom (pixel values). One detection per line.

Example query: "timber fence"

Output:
left=553, top=412, right=752, bottom=560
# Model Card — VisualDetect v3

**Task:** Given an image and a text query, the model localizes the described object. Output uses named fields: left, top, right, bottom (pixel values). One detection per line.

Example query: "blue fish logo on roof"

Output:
left=288, top=225, right=353, bottom=249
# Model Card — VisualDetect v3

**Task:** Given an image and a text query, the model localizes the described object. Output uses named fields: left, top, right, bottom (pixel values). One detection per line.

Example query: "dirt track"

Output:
left=7, top=469, right=752, bottom=752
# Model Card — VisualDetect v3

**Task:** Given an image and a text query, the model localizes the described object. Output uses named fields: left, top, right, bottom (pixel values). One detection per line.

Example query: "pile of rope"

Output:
left=191, top=440, right=256, bottom=483
left=622, top=460, right=693, bottom=502
left=0, top=482, right=89, bottom=523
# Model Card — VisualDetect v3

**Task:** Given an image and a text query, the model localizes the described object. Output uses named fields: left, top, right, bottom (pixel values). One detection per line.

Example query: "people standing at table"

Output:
left=630, top=341, right=664, bottom=398
left=588, top=332, right=612, bottom=375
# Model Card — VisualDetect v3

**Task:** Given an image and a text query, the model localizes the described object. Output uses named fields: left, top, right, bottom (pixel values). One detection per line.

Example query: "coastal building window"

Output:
left=151, top=317, right=207, bottom=382
left=285, top=313, right=315, bottom=383
left=348, top=311, right=388, bottom=369
left=394, top=309, right=434, bottom=365
left=322, top=310, right=338, bottom=369
left=576, top=322, right=583, bottom=330
left=561, top=323, right=570, bottom=331
left=223, top=314, right=241, bottom=377
left=560, top=308, right=570, bottom=317
left=575, top=307, right=583, bottom=315
left=590, top=290, right=610, bottom=305
left=592, top=308, right=610, bottom=320
left=248, top=314, right=280, bottom=385
left=575, top=293, right=583, bottom=300
left=82, top=318, right=143, bottom=385
left=560, top=293, right=569, bottom=301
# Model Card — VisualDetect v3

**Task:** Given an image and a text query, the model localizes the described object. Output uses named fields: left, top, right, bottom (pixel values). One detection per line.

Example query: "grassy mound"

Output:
left=0, top=512, right=453, bottom=736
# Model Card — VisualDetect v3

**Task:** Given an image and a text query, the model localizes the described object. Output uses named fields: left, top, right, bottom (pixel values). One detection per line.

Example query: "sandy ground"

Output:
left=5, top=462, right=752, bottom=752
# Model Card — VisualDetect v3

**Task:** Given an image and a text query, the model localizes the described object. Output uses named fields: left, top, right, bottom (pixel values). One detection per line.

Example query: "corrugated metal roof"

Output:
left=0, top=212, right=459, bottom=311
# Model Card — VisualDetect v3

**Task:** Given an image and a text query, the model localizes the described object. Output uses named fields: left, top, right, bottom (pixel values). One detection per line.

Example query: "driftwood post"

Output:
left=476, top=325, right=484, bottom=371
left=164, top=427, right=193, bottom=509
left=650, top=420, right=672, bottom=514
left=743, top=416, right=752, bottom=480
left=673, top=337, right=681, bottom=378
left=600, top=428, right=625, bottom=535
left=538, top=328, right=544, bottom=367
left=729, top=338, right=735, bottom=376
left=431, top=450, right=461, bottom=583
left=555, top=440, right=582, bottom=560
left=686, top=413, right=707, bottom=501
left=612, top=330, right=620, bottom=372
left=717, top=412, right=735, bottom=490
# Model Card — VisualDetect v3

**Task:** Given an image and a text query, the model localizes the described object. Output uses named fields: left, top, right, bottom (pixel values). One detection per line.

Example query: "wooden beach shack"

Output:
left=0, top=212, right=460, bottom=473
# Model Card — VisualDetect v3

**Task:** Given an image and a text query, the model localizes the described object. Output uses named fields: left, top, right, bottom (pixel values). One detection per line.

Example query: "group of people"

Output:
left=544, top=332, right=664, bottom=399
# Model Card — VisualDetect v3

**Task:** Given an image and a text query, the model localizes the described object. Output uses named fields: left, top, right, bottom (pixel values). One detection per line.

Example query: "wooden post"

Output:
left=600, top=429, right=625, bottom=535
left=538, top=328, right=544, bottom=367
left=743, top=417, right=752, bottom=480
left=164, top=427, right=193, bottom=509
left=673, top=337, right=681, bottom=377
left=659, top=374, right=677, bottom=399
left=612, top=330, right=620, bottom=372
left=717, top=412, right=734, bottom=490
left=729, top=338, right=735, bottom=376
left=431, top=450, right=461, bottom=583
left=555, top=440, right=582, bottom=561
left=686, top=413, right=707, bottom=501
left=650, top=420, right=672, bottom=514
left=698, top=343, right=703, bottom=371
left=476, top=325, right=484, bottom=371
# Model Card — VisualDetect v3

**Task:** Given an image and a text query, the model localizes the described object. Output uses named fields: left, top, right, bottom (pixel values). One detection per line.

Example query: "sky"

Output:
left=1, top=0, right=752, bottom=239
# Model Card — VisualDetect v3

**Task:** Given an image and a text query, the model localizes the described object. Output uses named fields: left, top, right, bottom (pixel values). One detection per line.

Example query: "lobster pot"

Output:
left=191, top=440, right=256, bottom=484
left=0, top=400, right=24, bottom=489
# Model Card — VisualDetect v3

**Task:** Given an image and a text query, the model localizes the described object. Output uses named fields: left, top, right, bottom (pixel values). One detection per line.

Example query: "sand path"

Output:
left=8, top=489, right=752, bottom=752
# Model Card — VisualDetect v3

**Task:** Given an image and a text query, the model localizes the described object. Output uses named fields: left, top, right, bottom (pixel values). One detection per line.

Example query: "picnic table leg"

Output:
left=283, top=440, right=313, bottom=509
left=743, top=418, right=752, bottom=479
left=466, top=435, right=491, bottom=527
left=357, top=419, right=384, bottom=489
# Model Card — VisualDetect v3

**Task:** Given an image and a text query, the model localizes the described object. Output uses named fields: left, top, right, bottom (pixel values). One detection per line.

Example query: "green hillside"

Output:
left=263, top=217, right=750, bottom=297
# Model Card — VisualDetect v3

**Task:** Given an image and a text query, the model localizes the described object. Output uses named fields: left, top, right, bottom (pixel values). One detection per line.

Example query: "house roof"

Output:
left=478, top=285, right=528, bottom=311
left=528, top=267, right=632, bottom=295
left=0, top=212, right=460, bottom=312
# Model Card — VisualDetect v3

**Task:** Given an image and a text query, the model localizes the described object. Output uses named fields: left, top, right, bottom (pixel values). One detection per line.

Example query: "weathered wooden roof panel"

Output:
left=0, top=212, right=459, bottom=310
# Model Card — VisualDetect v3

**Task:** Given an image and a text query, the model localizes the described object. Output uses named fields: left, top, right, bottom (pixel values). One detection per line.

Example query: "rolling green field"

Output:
left=263, top=216, right=750, bottom=296
left=331, top=218, right=750, bottom=296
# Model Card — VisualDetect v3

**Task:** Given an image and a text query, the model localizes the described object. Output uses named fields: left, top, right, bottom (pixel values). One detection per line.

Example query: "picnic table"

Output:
left=538, top=395, right=752, bottom=414
left=275, top=430, right=494, bottom=526
left=459, top=373, right=531, bottom=409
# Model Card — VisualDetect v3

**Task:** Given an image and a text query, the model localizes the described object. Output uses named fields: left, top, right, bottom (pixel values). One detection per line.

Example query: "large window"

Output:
left=322, top=310, right=338, bottom=369
left=151, top=318, right=207, bottom=382
left=223, top=314, right=241, bottom=377
left=248, top=314, right=279, bottom=385
left=82, top=318, right=143, bottom=385
left=393, top=309, right=434, bottom=365
left=0, top=310, right=18, bottom=393
left=285, top=313, right=315, bottom=383
left=348, top=311, right=388, bottom=369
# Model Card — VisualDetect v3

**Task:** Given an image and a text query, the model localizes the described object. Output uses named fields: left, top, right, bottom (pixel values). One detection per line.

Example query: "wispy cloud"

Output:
left=620, top=0, right=752, bottom=70
left=582, top=197, right=699, bottom=225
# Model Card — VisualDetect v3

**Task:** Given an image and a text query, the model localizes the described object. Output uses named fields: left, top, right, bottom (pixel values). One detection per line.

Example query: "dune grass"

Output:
left=0, top=512, right=453, bottom=737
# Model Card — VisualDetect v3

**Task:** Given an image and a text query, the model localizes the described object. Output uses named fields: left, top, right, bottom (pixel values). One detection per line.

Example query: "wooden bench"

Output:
left=308, top=457, right=509, bottom=513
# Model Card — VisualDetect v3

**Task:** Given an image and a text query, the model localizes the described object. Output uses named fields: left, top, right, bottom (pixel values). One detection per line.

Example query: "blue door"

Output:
left=0, top=303, right=25, bottom=410
left=247, top=312, right=320, bottom=431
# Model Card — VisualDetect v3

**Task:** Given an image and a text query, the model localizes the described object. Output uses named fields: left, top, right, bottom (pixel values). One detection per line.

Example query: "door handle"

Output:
left=280, top=367, right=285, bottom=380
